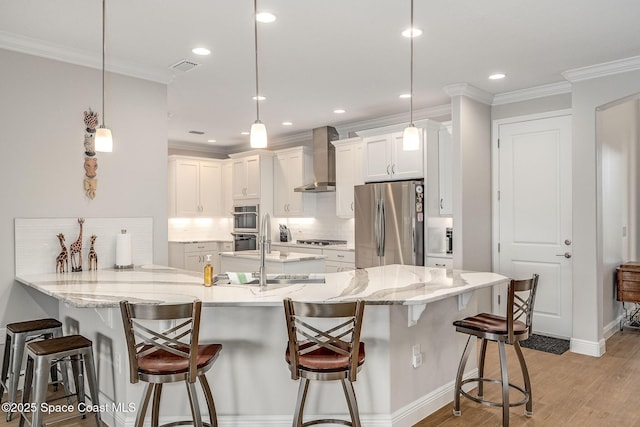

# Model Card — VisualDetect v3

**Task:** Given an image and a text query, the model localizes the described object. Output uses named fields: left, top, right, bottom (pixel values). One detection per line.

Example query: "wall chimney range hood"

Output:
left=294, top=126, right=339, bottom=193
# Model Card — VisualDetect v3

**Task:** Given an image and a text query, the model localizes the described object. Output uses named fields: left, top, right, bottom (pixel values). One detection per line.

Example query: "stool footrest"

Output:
left=302, top=419, right=353, bottom=426
left=459, top=377, right=530, bottom=408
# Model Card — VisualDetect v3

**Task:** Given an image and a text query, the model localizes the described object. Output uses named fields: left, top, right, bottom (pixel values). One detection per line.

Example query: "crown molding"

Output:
left=492, top=81, right=572, bottom=106
left=562, top=55, right=640, bottom=83
left=443, top=83, right=494, bottom=105
left=0, top=31, right=173, bottom=84
left=168, top=140, right=229, bottom=156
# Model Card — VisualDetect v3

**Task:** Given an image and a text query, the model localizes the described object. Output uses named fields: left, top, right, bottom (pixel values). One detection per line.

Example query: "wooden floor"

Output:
left=3, top=331, right=640, bottom=426
left=415, top=330, right=640, bottom=427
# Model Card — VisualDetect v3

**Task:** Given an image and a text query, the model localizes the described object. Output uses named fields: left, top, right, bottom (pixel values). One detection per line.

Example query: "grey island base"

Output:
left=16, top=264, right=507, bottom=427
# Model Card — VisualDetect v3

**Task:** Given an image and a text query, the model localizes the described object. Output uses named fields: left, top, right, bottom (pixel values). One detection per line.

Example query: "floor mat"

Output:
left=519, top=334, right=570, bottom=355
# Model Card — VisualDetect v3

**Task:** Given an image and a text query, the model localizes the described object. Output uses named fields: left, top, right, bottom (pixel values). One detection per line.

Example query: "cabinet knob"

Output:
left=391, top=164, right=396, bottom=174
left=350, top=202, right=354, bottom=211
left=386, top=165, right=391, bottom=175
left=440, top=198, right=444, bottom=210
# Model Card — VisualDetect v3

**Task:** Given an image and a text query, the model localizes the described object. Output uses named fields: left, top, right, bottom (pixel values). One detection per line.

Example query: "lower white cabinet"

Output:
left=169, top=242, right=228, bottom=274
left=324, top=249, right=356, bottom=272
left=426, top=255, right=452, bottom=269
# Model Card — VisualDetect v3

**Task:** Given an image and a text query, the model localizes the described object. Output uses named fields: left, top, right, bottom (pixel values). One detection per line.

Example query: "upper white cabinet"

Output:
left=438, top=124, right=453, bottom=216
left=229, top=150, right=274, bottom=212
left=363, top=131, right=424, bottom=182
left=222, top=159, right=233, bottom=216
left=168, top=156, right=223, bottom=217
left=332, top=137, right=363, bottom=218
left=273, top=147, right=315, bottom=217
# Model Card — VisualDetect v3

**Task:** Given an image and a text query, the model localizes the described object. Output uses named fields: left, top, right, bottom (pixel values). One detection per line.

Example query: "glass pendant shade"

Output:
left=402, top=125, right=420, bottom=151
left=250, top=121, right=267, bottom=148
left=95, top=126, right=113, bottom=152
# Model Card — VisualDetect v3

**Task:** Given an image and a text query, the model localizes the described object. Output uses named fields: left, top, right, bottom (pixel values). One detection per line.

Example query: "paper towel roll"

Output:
left=115, top=230, right=133, bottom=268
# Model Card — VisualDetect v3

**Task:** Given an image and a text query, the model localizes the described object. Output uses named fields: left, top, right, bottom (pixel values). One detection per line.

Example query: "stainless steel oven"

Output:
left=232, top=233, right=258, bottom=251
left=232, top=204, right=259, bottom=233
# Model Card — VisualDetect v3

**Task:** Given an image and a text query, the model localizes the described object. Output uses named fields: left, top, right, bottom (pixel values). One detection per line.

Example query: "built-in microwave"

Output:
left=232, top=204, right=259, bottom=233
left=232, top=233, right=258, bottom=251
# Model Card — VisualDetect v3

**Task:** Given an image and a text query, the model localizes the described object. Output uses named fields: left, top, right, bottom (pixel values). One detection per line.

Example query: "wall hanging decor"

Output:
left=83, top=110, right=99, bottom=199
left=70, top=218, right=85, bottom=272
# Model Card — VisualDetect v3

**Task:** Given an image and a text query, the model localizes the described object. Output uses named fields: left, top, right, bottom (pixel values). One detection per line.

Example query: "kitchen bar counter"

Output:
left=15, top=265, right=507, bottom=427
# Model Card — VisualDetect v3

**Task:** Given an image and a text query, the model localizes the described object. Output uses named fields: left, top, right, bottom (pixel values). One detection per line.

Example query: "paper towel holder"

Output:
left=114, top=229, right=134, bottom=270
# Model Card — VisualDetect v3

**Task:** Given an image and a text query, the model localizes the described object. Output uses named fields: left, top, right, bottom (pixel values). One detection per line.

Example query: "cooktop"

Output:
left=296, top=239, right=348, bottom=246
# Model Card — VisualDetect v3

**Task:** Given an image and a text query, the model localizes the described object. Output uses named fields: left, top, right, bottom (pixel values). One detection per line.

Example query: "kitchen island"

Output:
left=15, top=265, right=507, bottom=427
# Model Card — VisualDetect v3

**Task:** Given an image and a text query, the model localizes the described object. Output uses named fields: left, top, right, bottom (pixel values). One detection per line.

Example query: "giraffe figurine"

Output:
left=69, top=218, right=85, bottom=272
left=88, top=234, right=98, bottom=271
left=55, top=233, right=68, bottom=273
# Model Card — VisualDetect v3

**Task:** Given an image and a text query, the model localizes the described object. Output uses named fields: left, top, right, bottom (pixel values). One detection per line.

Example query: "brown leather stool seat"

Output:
left=283, top=298, right=366, bottom=427
left=120, top=300, right=221, bottom=427
left=19, top=335, right=101, bottom=427
left=0, top=318, right=70, bottom=422
left=452, top=274, right=539, bottom=427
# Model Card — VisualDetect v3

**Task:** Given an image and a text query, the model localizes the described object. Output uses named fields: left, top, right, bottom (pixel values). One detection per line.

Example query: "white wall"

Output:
left=0, top=49, right=168, bottom=328
left=572, top=69, right=640, bottom=351
left=597, top=97, right=639, bottom=332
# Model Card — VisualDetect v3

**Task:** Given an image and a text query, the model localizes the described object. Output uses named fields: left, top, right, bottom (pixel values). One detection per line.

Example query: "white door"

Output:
left=496, top=114, right=573, bottom=338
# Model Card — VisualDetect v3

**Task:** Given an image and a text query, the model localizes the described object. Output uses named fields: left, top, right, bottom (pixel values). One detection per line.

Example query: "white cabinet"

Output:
left=438, top=124, right=453, bottom=216
left=274, top=147, right=315, bottom=217
left=222, top=159, right=233, bottom=217
left=230, top=151, right=274, bottom=209
left=363, top=131, right=424, bottom=182
left=168, top=156, right=223, bottom=217
left=426, top=255, right=452, bottom=269
left=169, top=242, right=223, bottom=274
left=324, top=249, right=355, bottom=272
left=332, top=137, right=363, bottom=218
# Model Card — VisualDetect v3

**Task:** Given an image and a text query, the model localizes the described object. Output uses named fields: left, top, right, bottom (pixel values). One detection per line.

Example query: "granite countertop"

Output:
left=15, top=264, right=507, bottom=308
left=219, top=250, right=326, bottom=262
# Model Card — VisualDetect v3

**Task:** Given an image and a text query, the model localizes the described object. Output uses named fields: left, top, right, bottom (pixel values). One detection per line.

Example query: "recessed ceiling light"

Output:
left=399, top=93, right=412, bottom=99
left=252, top=95, right=266, bottom=101
left=402, top=28, right=423, bottom=38
left=282, top=121, right=293, bottom=126
left=207, top=139, right=216, bottom=143
left=192, top=47, right=211, bottom=56
left=241, top=131, right=250, bottom=135
left=333, top=109, right=346, bottom=114
left=256, top=12, right=277, bottom=23
left=489, top=73, right=506, bottom=80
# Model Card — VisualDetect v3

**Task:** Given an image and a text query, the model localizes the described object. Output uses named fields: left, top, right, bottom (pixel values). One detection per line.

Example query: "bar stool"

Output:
left=283, top=298, right=366, bottom=427
left=19, top=334, right=102, bottom=427
left=120, top=299, right=222, bottom=427
left=0, top=318, right=71, bottom=421
left=452, top=274, right=539, bottom=427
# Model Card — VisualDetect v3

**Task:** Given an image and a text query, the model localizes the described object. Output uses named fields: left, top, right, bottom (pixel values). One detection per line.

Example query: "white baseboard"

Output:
left=390, top=368, right=479, bottom=427
left=604, top=315, right=624, bottom=339
left=570, top=337, right=605, bottom=357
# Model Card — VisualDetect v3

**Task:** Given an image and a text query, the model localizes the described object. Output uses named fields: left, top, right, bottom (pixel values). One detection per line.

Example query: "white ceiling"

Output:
left=2, top=0, right=640, bottom=151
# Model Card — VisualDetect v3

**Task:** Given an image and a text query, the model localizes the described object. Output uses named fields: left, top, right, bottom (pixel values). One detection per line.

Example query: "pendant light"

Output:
left=250, top=0, right=267, bottom=148
left=402, top=0, right=420, bottom=151
left=95, top=0, right=113, bottom=152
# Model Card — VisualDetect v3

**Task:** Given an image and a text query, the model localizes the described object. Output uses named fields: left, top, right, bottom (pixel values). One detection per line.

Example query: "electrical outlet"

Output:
left=412, top=344, right=422, bottom=368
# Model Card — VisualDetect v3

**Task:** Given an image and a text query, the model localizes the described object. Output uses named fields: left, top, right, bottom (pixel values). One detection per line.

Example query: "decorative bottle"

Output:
left=203, top=255, right=213, bottom=287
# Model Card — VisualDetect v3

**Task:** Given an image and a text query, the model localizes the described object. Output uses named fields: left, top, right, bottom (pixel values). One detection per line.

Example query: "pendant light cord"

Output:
left=409, top=0, right=414, bottom=127
left=254, top=0, right=260, bottom=122
left=102, top=0, right=106, bottom=127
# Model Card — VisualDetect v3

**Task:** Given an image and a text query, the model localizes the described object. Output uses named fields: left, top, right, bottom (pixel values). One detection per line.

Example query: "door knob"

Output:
left=564, top=239, right=572, bottom=245
left=556, top=252, right=572, bottom=259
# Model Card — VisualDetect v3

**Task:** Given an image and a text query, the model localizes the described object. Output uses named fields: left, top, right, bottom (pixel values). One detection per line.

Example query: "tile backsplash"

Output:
left=168, top=217, right=233, bottom=241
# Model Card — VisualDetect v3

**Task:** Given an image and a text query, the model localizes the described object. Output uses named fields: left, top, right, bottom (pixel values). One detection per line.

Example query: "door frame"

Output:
left=491, top=109, right=573, bottom=317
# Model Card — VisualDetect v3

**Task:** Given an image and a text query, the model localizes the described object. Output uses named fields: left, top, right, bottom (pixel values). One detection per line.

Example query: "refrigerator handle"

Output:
left=379, top=198, right=386, bottom=256
left=374, top=198, right=381, bottom=256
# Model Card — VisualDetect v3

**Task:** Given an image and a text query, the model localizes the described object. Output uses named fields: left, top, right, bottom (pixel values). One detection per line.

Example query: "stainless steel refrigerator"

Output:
left=355, top=180, right=425, bottom=268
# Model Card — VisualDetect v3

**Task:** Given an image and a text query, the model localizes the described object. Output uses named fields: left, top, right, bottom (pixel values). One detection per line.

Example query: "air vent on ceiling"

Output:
left=188, top=130, right=205, bottom=135
left=170, top=59, right=200, bottom=72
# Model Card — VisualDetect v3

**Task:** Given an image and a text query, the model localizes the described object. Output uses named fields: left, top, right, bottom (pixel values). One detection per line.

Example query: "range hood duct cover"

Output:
left=294, top=126, right=339, bottom=193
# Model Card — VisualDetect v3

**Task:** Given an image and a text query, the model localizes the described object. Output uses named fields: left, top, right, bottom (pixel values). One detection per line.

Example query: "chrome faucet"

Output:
left=259, top=212, right=272, bottom=287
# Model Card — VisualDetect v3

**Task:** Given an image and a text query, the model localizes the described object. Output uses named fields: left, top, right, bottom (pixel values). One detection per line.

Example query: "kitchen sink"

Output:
left=215, top=273, right=325, bottom=285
